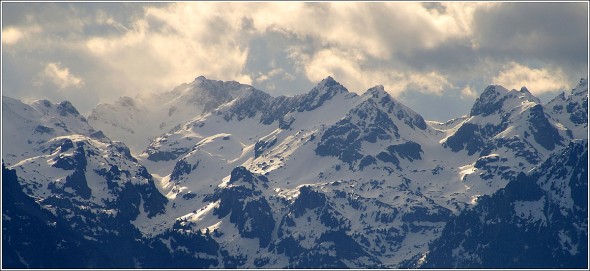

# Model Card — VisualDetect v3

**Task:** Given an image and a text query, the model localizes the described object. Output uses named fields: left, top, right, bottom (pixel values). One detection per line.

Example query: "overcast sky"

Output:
left=2, top=2, right=588, bottom=121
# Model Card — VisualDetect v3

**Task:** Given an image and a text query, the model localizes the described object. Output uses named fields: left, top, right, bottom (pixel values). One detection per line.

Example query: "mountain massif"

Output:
left=2, top=76, right=588, bottom=268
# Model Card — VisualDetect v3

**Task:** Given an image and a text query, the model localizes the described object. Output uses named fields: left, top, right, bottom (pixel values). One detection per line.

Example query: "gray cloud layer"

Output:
left=2, top=2, right=587, bottom=121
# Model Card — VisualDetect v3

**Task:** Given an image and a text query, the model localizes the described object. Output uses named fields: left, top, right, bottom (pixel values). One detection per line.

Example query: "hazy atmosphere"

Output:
left=2, top=2, right=588, bottom=121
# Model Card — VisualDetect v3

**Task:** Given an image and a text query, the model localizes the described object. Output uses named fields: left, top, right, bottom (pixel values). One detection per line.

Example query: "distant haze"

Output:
left=2, top=2, right=588, bottom=121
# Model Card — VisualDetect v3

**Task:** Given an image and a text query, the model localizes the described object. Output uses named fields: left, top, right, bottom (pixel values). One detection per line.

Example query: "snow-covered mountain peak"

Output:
left=544, top=77, right=588, bottom=140
left=58, top=101, right=82, bottom=116
left=481, top=84, right=508, bottom=96
left=365, top=85, right=387, bottom=98
left=358, top=85, right=428, bottom=131
left=446, top=81, right=577, bottom=165
left=519, top=86, right=531, bottom=94
left=572, top=77, right=588, bottom=96
left=2, top=96, right=109, bottom=166
left=310, top=76, right=349, bottom=98
left=470, top=84, right=540, bottom=117
left=297, top=76, right=350, bottom=111
left=316, top=76, right=346, bottom=91
left=189, top=75, right=248, bottom=96
left=30, top=99, right=82, bottom=118
left=31, top=99, right=85, bottom=117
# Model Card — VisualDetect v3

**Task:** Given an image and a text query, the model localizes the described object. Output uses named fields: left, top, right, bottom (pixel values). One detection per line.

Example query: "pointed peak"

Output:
left=470, top=84, right=518, bottom=117
left=355, top=85, right=427, bottom=130
left=196, top=75, right=211, bottom=84
left=311, top=76, right=348, bottom=94
left=193, top=75, right=216, bottom=87
left=366, top=85, right=388, bottom=98
left=193, top=76, right=231, bottom=92
left=294, top=77, right=348, bottom=112
left=572, top=77, right=588, bottom=96
left=316, top=76, right=347, bottom=92
left=58, top=100, right=74, bottom=108
left=520, top=86, right=530, bottom=94
left=321, top=75, right=336, bottom=84
left=57, top=100, right=80, bottom=117
left=481, top=84, right=509, bottom=96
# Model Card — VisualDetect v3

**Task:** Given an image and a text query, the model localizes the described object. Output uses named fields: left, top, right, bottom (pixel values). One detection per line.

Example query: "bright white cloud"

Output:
left=36, top=62, right=84, bottom=89
left=492, top=62, right=570, bottom=95
left=244, top=2, right=488, bottom=58
left=81, top=2, right=492, bottom=97
left=85, top=3, right=253, bottom=96
left=460, top=85, right=478, bottom=99
left=2, top=27, right=24, bottom=44
left=1, top=25, right=42, bottom=45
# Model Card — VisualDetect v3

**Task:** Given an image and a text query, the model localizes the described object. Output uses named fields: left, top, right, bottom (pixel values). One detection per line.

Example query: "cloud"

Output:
left=471, top=2, right=588, bottom=68
left=1, top=2, right=587, bottom=122
left=460, top=85, right=478, bottom=99
left=404, top=72, right=454, bottom=95
left=243, top=2, right=490, bottom=59
left=299, top=48, right=453, bottom=96
left=255, top=68, right=284, bottom=83
left=1, top=25, right=41, bottom=45
left=35, top=62, right=84, bottom=89
left=82, top=2, right=493, bottom=98
left=84, top=2, right=254, bottom=96
left=492, top=62, right=570, bottom=95
left=2, top=27, right=24, bottom=44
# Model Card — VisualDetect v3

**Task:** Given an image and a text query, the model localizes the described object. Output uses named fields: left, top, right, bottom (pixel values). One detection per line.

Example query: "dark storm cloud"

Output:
left=472, top=2, right=588, bottom=69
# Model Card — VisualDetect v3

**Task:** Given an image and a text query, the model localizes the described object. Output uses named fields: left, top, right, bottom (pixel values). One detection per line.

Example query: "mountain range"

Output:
left=2, top=75, right=588, bottom=268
